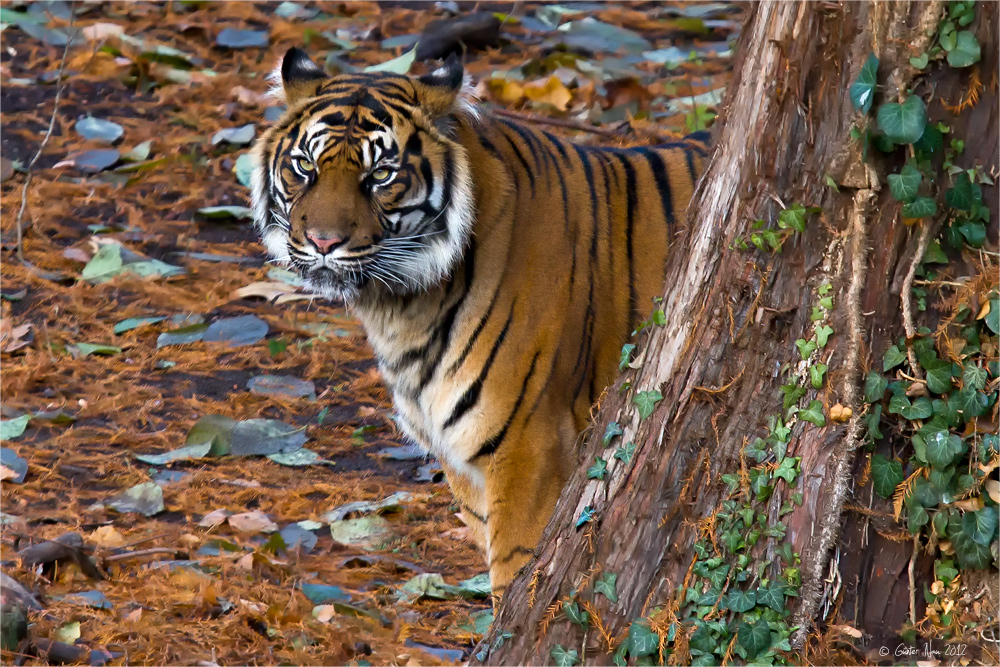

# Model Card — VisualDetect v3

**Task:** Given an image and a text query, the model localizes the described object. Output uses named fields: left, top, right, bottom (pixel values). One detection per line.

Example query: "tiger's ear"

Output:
left=279, top=47, right=328, bottom=104
left=414, top=53, right=465, bottom=118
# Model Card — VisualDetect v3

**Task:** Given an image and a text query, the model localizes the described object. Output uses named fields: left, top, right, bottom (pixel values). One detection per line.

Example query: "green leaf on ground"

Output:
left=364, top=46, right=418, bottom=74
left=114, top=316, right=166, bottom=334
left=135, top=442, right=212, bottom=465
left=0, top=415, right=31, bottom=441
left=107, top=481, right=165, bottom=516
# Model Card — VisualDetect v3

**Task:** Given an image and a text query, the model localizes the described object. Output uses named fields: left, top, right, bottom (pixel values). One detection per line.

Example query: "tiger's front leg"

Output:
left=482, top=408, right=574, bottom=603
left=439, top=460, right=488, bottom=552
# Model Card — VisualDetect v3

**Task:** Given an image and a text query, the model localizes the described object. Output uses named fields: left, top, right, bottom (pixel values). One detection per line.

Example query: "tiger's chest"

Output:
left=355, top=298, right=488, bottom=486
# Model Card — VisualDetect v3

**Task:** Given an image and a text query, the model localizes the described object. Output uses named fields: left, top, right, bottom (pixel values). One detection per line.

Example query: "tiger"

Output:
left=250, top=48, right=709, bottom=599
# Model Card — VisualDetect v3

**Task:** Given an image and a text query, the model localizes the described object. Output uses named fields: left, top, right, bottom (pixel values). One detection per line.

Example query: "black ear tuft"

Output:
left=418, top=52, right=464, bottom=91
left=281, top=47, right=327, bottom=86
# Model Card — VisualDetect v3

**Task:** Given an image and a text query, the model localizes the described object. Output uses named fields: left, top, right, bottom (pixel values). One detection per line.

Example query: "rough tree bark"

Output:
left=476, top=1, right=998, bottom=664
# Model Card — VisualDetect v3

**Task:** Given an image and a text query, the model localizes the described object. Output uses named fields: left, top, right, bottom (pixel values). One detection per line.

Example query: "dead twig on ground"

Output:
left=13, top=3, right=76, bottom=263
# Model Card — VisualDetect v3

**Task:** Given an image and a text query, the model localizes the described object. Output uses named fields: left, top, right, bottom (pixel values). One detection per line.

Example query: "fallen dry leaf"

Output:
left=82, top=23, right=125, bottom=41
left=198, top=508, right=232, bottom=529
left=0, top=321, right=32, bottom=353
left=91, top=525, right=125, bottom=548
left=227, top=510, right=278, bottom=533
left=522, top=76, right=573, bottom=111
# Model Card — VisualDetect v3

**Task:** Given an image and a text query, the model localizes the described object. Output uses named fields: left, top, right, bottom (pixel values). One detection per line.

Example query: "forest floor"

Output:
left=0, top=2, right=737, bottom=664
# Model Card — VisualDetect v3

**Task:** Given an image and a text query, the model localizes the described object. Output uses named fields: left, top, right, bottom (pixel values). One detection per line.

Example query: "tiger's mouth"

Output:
left=301, top=265, right=365, bottom=301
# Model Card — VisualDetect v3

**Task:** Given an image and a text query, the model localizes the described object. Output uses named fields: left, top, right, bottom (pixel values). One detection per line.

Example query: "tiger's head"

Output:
left=251, top=48, right=476, bottom=301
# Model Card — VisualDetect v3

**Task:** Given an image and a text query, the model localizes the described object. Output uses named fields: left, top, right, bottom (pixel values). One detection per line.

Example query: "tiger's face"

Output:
left=251, top=48, right=475, bottom=301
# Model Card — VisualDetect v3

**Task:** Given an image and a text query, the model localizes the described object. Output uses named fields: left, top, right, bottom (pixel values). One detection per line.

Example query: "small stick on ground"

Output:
left=102, top=548, right=187, bottom=564
left=13, top=5, right=76, bottom=262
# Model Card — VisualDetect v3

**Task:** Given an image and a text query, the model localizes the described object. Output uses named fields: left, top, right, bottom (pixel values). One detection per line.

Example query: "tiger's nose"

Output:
left=306, top=232, right=345, bottom=254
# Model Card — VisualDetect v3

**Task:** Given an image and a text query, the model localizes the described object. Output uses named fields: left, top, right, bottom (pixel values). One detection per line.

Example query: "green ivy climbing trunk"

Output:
left=477, top=2, right=997, bottom=665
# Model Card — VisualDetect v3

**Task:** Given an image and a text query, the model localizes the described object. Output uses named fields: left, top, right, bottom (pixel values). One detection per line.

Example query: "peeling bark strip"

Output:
left=479, top=1, right=998, bottom=664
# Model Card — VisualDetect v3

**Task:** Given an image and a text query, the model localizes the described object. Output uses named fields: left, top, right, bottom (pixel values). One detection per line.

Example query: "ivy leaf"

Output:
left=871, top=454, right=904, bottom=498
left=864, top=370, right=888, bottom=402
left=633, top=390, right=662, bottom=420
left=587, top=457, right=608, bottom=481
left=901, top=397, right=933, bottom=420
left=562, top=600, right=589, bottom=627
left=799, top=400, right=826, bottom=427
left=550, top=645, right=579, bottom=667
left=914, top=123, right=944, bottom=155
left=627, top=620, right=659, bottom=658
left=619, top=343, right=636, bottom=370
left=962, top=363, right=987, bottom=391
left=957, top=219, right=986, bottom=248
left=602, top=421, right=624, bottom=445
left=888, top=393, right=911, bottom=416
left=818, top=296, right=834, bottom=309
left=888, top=164, right=922, bottom=202
left=595, top=572, right=618, bottom=603
left=849, top=52, right=879, bottom=113
left=726, top=588, right=756, bottom=613
left=810, top=363, right=828, bottom=389
left=985, top=297, right=999, bottom=334
left=949, top=515, right=993, bottom=569
left=865, top=404, right=883, bottom=440
left=903, top=197, right=937, bottom=219
left=925, top=429, right=964, bottom=469
left=778, top=203, right=815, bottom=232
left=576, top=505, right=596, bottom=528
left=922, top=239, right=948, bottom=264
left=756, top=582, right=786, bottom=612
left=744, top=437, right=769, bottom=463
left=774, top=457, right=799, bottom=484
left=795, top=338, right=817, bottom=360
left=883, top=345, right=907, bottom=371
left=613, top=441, right=637, bottom=464
left=877, top=96, right=927, bottom=144
left=922, top=358, right=953, bottom=394
left=947, top=30, right=981, bottom=67
left=815, top=325, right=834, bottom=348
left=966, top=506, right=998, bottom=546
left=780, top=384, right=807, bottom=411
left=954, top=388, right=989, bottom=419
left=737, top=619, right=772, bottom=659
left=945, top=173, right=982, bottom=211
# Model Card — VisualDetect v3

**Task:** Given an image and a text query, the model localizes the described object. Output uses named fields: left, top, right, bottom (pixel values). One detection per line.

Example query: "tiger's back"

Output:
left=251, top=50, right=708, bottom=597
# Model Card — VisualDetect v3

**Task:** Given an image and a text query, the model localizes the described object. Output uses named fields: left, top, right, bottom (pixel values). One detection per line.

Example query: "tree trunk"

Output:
left=477, top=1, right=998, bottom=664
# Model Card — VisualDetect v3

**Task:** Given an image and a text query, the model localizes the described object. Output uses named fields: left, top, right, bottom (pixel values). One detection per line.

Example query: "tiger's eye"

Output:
left=370, top=168, right=392, bottom=183
left=294, top=157, right=315, bottom=173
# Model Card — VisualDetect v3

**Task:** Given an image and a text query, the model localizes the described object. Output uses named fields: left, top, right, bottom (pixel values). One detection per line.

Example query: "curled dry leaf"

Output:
left=313, top=604, right=336, bottom=624
left=0, top=321, right=32, bottom=353
left=522, top=76, right=573, bottom=111
left=227, top=510, right=278, bottom=534
left=985, top=479, right=1000, bottom=504
left=199, top=508, right=232, bottom=529
left=81, top=23, right=126, bottom=41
